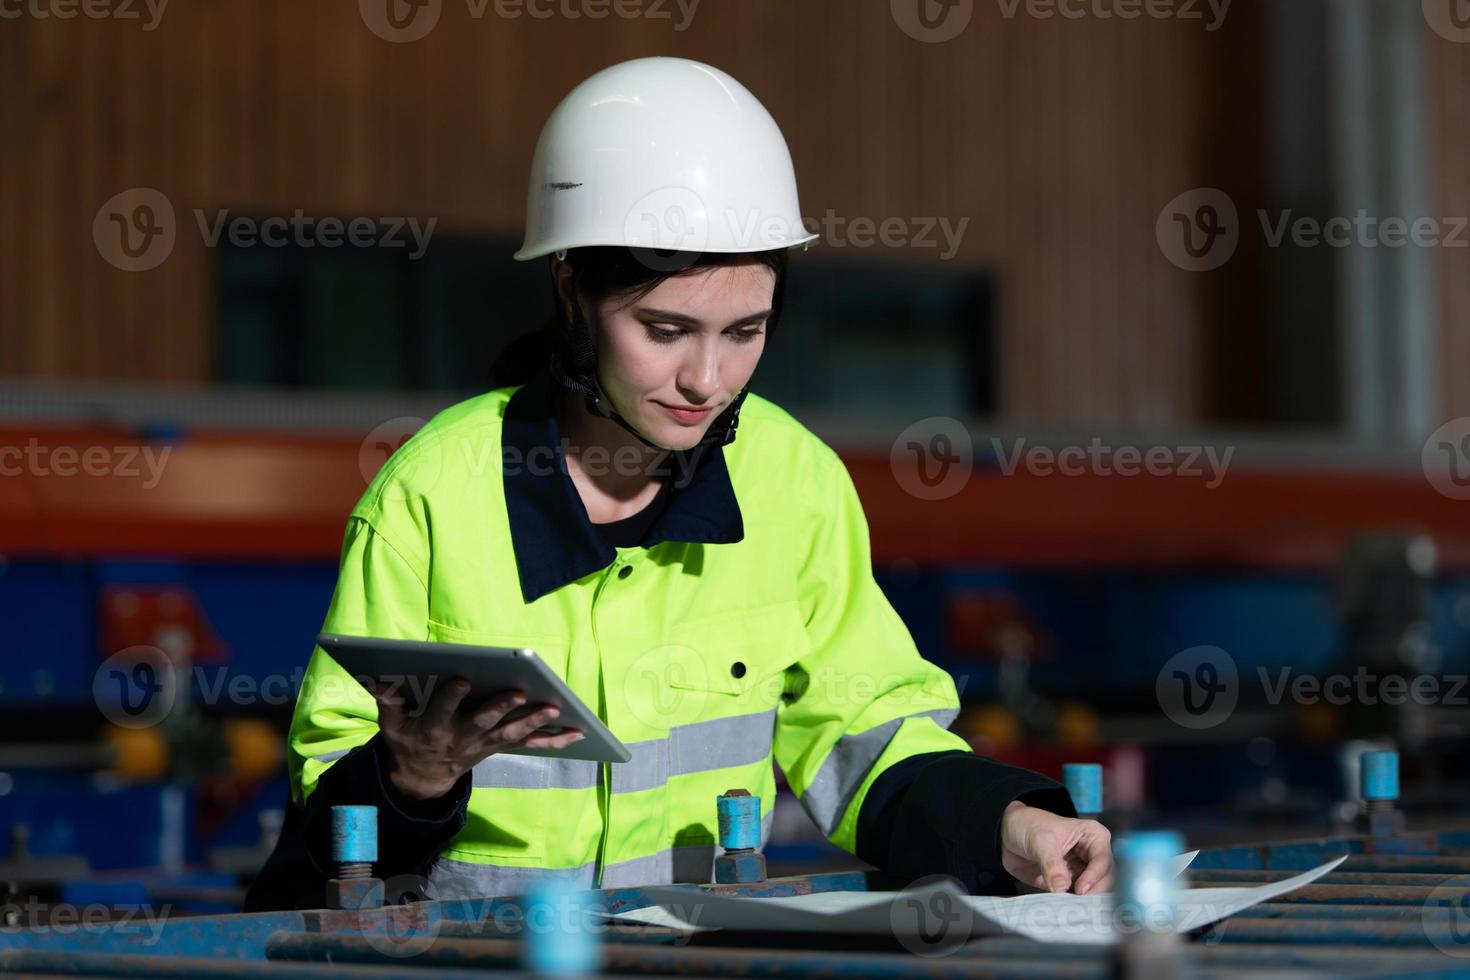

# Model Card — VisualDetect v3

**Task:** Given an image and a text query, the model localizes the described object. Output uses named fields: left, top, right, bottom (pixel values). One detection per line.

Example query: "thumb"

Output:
left=1038, top=842, right=1073, bottom=893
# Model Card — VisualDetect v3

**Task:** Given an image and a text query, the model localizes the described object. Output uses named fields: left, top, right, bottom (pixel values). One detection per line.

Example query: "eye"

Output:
left=728, top=326, right=765, bottom=344
left=645, top=324, right=682, bottom=345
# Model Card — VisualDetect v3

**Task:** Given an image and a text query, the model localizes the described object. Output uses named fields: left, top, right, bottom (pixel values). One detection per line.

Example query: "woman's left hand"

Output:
left=999, top=800, right=1114, bottom=895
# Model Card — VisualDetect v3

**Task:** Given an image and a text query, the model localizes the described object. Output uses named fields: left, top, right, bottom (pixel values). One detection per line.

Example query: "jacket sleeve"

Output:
left=244, top=516, right=470, bottom=911
left=772, top=453, right=973, bottom=855
left=855, top=750, right=1074, bottom=894
left=771, top=452, right=1076, bottom=894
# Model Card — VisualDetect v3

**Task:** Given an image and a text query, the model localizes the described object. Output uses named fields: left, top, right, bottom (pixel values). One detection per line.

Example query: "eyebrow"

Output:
left=639, top=307, right=773, bottom=329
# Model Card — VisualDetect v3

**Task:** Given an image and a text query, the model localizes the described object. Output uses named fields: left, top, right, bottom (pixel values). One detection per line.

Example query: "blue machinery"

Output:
left=4, top=755, right=1470, bottom=978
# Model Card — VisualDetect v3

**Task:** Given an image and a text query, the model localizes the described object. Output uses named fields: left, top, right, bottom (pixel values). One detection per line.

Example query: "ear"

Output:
left=551, top=257, right=577, bottom=323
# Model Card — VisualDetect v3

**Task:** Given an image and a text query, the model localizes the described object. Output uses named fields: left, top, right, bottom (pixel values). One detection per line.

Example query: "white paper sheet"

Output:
left=999, top=848, right=1196, bottom=895
left=610, top=853, right=1346, bottom=946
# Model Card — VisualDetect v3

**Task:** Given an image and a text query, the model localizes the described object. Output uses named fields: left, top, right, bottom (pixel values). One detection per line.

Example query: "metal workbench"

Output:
left=2, top=830, right=1469, bottom=977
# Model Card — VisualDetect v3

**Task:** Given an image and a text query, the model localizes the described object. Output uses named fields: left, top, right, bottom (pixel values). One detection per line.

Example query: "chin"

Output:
left=651, top=424, right=706, bottom=452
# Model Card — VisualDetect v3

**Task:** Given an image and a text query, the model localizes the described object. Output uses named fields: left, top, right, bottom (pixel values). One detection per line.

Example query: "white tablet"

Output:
left=316, top=631, right=631, bottom=764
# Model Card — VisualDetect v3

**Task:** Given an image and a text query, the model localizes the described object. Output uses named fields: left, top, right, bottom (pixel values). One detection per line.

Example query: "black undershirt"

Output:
left=592, top=478, right=672, bottom=548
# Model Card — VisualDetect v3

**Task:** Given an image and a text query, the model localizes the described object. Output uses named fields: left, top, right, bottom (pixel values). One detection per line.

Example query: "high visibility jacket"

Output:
left=286, top=369, right=970, bottom=898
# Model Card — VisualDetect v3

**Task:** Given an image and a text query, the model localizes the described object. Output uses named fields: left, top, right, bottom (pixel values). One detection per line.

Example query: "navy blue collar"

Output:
left=501, top=367, right=745, bottom=604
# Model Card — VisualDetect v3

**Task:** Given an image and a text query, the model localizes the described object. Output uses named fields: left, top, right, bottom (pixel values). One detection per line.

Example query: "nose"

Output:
left=675, top=335, right=721, bottom=403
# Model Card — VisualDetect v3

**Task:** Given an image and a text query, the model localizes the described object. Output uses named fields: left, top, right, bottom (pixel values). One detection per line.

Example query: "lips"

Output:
left=656, top=401, right=715, bottom=424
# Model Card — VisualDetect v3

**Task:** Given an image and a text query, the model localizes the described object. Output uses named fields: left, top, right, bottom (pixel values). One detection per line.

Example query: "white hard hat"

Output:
left=515, top=57, right=818, bottom=261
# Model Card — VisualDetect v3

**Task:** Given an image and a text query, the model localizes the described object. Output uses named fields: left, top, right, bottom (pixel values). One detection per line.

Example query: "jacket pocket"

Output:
left=663, top=599, right=810, bottom=704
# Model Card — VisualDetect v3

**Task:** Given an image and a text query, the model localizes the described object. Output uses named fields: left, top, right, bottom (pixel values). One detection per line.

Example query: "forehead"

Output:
left=626, top=262, right=776, bottom=313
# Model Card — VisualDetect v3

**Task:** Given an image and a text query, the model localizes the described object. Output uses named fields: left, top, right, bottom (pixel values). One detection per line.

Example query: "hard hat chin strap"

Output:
left=548, top=311, right=748, bottom=455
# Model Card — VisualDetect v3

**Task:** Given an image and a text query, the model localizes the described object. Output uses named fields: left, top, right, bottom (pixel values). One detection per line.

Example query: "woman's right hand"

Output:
left=374, top=677, right=585, bottom=800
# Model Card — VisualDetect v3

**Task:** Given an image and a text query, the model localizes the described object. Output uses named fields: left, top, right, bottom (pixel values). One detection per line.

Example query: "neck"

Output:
left=556, top=388, right=670, bottom=501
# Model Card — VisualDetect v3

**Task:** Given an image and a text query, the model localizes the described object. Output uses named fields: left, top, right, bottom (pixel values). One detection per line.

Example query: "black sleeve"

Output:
left=243, top=733, right=472, bottom=912
left=855, top=750, right=1075, bottom=895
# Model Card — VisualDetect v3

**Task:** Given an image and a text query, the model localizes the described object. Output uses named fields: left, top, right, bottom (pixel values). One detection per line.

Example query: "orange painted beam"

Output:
left=2, top=426, right=1467, bottom=571
left=848, top=457, right=1470, bottom=572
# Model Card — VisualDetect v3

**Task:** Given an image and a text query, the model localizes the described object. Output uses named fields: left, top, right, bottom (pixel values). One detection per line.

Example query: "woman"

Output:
left=246, top=57, right=1111, bottom=912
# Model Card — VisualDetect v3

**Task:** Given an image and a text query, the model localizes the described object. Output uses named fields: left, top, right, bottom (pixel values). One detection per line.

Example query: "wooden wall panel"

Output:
left=1427, top=26, right=1470, bottom=424
left=8, top=0, right=1452, bottom=427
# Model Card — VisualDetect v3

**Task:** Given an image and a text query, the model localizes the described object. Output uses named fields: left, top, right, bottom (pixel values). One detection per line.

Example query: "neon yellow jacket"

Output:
left=285, top=370, right=969, bottom=897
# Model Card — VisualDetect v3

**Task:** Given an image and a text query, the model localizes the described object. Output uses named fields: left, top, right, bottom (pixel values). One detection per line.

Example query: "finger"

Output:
left=491, top=704, right=560, bottom=744
left=1072, top=832, right=1116, bottom=896
left=371, top=683, right=406, bottom=707
left=1037, top=840, right=1075, bottom=894
left=375, top=693, right=405, bottom=730
left=422, top=676, right=472, bottom=730
left=371, top=680, right=407, bottom=727
left=469, top=690, right=528, bottom=730
left=369, top=676, right=406, bottom=705
left=520, top=728, right=584, bottom=750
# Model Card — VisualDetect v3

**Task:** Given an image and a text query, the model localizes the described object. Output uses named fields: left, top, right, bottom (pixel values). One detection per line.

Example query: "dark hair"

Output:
left=488, top=246, right=790, bottom=389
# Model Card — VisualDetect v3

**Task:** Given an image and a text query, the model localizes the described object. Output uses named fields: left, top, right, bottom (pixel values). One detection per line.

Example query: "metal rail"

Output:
left=1, top=834, right=1468, bottom=976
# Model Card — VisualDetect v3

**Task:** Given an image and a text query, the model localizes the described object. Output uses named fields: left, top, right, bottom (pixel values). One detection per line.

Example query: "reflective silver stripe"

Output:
left=312, top=749, right=350, bottom=763
left=602, top=810, right=775, bottom=888
left=429, top=857, right=596, bottom=899
left=673, top=710, right=776, bottom=776
left=426, top=811, right=775, bottom=899
left=599, top=843, right=715, bottom=889
left=470, top=709, right=776, bottom=795
left=799, top=707, right=960, bottom=838
left=472, top=752, right=598, bottom=791
left=614, top=709, right=775, bottom=794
